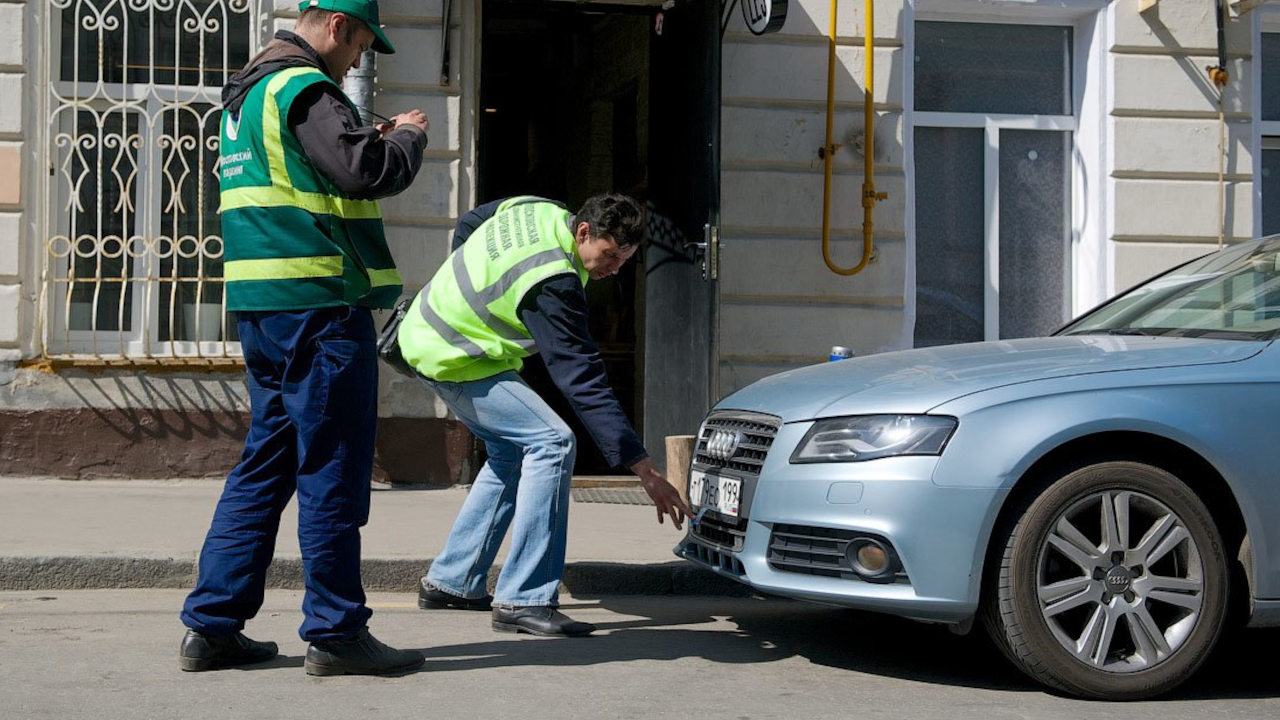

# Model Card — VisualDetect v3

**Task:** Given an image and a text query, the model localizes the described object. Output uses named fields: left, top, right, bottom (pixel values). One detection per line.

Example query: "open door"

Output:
left=643, top=0, right=720, bottom=464
left=475, top=0, right=719, bottom=472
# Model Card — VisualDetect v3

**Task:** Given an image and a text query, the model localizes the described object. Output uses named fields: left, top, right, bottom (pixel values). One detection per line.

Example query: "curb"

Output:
left=0, top=556, right=752, bottom=597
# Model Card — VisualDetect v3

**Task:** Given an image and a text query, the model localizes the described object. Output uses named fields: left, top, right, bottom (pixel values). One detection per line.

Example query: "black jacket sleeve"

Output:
left=451, top=199, right=506, bottom=251
left=288, top=83, right=428, bottom=200
left=518, top=276, right=649, bottom=468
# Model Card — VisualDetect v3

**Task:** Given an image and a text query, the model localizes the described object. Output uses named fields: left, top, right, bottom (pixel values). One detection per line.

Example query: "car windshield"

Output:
left=1059, top=236, right=1280, bottom=341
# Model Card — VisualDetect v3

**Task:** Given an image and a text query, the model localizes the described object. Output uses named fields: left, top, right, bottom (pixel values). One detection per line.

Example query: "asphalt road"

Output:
left=0, top=590, right=1275, bottom=720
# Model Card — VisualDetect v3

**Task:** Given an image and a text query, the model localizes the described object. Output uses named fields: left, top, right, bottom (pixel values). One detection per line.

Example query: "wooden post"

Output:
left=665, top=434, right=696, bottom=507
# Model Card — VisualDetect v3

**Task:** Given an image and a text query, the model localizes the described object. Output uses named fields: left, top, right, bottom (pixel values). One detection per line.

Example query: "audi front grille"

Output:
left=688, top=411, right=780, bottom=549
left=693, top=412, right=779, bottom=476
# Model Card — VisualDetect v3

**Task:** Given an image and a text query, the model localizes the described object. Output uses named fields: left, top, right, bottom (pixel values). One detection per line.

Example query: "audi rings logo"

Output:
left=705, top=429, right=745, bottom=462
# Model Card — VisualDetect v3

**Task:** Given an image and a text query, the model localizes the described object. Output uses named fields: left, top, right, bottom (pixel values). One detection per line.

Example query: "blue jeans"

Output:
left=422, top=371, right=576, bottom=607
left=181, top=307, right=377, bottom=641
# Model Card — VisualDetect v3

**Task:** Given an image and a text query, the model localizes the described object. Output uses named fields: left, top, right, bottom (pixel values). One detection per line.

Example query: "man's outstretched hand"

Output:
left=630, top=457, right=691, bottom=530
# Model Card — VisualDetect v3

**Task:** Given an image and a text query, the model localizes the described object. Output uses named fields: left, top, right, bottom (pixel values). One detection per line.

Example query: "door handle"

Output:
left=692, top=224, right=719, bottom=282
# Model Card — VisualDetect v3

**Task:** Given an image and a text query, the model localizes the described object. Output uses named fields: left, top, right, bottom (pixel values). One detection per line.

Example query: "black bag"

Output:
left=376, top=297, right=417, bottom=379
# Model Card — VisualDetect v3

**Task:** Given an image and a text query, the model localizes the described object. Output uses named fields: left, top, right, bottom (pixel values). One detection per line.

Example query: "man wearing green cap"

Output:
left=179, top=0, right=430, bottom=677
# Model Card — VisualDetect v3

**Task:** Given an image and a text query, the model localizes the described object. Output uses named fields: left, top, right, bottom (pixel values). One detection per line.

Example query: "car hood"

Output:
left=716, top=335, right=1266, bottom=422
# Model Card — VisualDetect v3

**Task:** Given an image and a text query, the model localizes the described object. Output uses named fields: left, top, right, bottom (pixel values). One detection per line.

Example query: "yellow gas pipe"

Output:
left=822, top=0, right=887, bottom=276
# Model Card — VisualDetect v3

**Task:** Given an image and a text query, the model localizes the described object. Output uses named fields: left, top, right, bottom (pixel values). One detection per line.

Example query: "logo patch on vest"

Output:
left=220, top=149, right=253, bottom=180
left=224, top=112, right=240, bottom=141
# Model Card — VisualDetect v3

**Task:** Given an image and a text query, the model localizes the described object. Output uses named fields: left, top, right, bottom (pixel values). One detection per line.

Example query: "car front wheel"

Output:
left=983, top=461, right=1229, bottom=699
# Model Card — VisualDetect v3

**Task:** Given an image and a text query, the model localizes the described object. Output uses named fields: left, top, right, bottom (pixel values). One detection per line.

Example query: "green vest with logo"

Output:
left=399, top=198, right=587, bottom=382
left=218, top=66, right=402, bottom=311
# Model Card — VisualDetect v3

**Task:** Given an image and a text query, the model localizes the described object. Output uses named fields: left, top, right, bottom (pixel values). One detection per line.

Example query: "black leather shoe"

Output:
left=179, top=629, right=278, bottom=672
left=304, top=629, right=425, bottom=676
left=417, top=579, right=493, bottom=611
left=491, top=606, right=596, bottom=637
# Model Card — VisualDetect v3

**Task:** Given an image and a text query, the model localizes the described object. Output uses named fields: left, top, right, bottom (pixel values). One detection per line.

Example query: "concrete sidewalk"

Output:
left=0, top=478, right=746, bottom=596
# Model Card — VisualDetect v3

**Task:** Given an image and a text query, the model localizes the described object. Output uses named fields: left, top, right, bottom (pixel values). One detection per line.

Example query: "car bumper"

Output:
left=674, top=456, right=1008, bottom=625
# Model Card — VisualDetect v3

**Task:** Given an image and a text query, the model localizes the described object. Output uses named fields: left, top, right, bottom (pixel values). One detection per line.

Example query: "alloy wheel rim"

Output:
left=1034, top=489, right=1205, bottom=673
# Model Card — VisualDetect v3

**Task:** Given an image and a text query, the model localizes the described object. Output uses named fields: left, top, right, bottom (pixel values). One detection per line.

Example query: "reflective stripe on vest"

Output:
left=256, top=68, right=371, bottom=224
left=367, top=268, right=403, bottom=288
left=225, top=255, right=342, bottom=281
left=400, top=201, right=585, bottom=381
left=219, top=66, right=402, bottom=309
left=422, top=247, right=573, bottom=348
left=220, top=185, right=381, bottom=219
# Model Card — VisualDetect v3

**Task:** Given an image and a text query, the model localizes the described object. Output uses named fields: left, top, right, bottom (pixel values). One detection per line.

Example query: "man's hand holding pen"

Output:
left=373, top=108, right=429, bottom=138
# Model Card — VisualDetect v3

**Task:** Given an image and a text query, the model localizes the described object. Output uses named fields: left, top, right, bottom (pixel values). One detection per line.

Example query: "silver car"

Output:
left=677, top=236, right=1280, bottom=699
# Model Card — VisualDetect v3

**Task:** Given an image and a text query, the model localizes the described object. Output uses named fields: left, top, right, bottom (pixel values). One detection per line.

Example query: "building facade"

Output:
left=0, top=0, right=1272, bottom=481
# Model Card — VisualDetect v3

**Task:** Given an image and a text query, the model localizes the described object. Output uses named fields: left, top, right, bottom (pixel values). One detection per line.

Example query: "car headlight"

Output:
left=789, top=415, right=958, bottom=463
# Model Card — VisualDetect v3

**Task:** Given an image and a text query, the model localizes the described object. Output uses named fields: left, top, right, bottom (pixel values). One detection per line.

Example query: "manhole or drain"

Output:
left=571, top=487, right=653, bottom=505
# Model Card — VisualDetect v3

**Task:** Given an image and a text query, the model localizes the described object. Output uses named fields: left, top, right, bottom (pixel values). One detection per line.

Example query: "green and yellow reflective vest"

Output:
left=218, top=66, right=402, bottom=311
left=398, top=198, right=587, bottom=382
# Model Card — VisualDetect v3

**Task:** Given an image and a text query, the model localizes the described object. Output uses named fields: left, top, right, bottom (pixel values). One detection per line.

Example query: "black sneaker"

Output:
left=417, top=578, right=493, bottom=611
left=179, top=629, right=278, bottom=672
left=491, top=606, right=596, bottom=637
left=304, top=629, right=425, bottom=676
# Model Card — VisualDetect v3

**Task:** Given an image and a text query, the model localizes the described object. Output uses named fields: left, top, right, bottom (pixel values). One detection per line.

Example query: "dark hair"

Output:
left=576, top=193, right=646, bottom=249
left=297, top=8, right=364, bottom=43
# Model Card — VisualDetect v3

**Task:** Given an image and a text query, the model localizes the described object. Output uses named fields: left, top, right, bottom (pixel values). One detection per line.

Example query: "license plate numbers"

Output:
left=688, top=469, right=742, bottom=518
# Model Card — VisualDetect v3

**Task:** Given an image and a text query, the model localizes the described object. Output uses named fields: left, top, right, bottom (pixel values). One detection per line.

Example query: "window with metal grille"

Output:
left=40, top=0, right=259, bottom=361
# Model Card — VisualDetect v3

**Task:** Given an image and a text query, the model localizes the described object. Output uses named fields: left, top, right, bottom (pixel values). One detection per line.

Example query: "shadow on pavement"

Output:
left=411, top=596, right=1033, bottom=693
left=230, top=653, right=435, bottom=677
left=1168, top=626, right=1280, bottom=701
left=251, top=654, right=305, bottom=670
left=413, top=596, right=1280, bottom=700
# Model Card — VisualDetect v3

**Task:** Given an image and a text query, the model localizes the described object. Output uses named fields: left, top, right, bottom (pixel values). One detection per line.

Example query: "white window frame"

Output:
left=903, top=0, right=1110, bottom=346
left=1253, top=8, right=1280, bottom=237
left=47, top=92, right=225, bottom=358
left=37, top=1, right=259, bottom=361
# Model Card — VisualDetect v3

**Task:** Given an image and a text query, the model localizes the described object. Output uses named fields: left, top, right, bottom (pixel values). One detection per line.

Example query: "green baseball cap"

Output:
left=298, top=0, right=396, bottom=54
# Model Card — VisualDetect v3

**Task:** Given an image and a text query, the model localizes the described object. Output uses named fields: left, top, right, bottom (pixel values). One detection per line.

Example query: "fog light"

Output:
left=855, top=543, right=888, bottom=573
left=845, top=537, right=899, bottom=582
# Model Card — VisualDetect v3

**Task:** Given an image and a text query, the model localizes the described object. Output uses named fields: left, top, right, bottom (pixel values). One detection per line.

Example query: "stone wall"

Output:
left=718, top=0, right=909, bottom=393
left=0, top=1, right=26, bottom=369
left=1111, top=0, right=1253, bottom=289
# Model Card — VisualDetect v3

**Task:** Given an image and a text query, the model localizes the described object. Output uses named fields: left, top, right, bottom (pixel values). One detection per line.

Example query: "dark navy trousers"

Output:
left=181, top=306, right=378, bottom=641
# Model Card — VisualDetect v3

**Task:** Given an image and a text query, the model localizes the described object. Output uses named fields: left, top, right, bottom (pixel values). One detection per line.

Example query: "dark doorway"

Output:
left=477, top=0, right=717, bottom=474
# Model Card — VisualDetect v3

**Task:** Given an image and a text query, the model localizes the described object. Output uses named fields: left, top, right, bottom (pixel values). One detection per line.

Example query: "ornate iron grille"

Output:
left=40, top=0, right=262, bottom=361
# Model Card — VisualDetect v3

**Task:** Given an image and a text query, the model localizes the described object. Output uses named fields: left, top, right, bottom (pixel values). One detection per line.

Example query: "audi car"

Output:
left=676, top=236, right=1280, bottom=699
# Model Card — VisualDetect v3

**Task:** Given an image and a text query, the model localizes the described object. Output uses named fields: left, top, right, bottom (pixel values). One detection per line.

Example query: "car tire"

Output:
left=982, top=461, right=1229, bottom=699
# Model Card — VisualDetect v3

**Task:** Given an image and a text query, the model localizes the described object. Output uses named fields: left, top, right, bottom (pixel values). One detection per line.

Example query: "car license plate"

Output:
left=688, top=469, right=742, bottom=518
